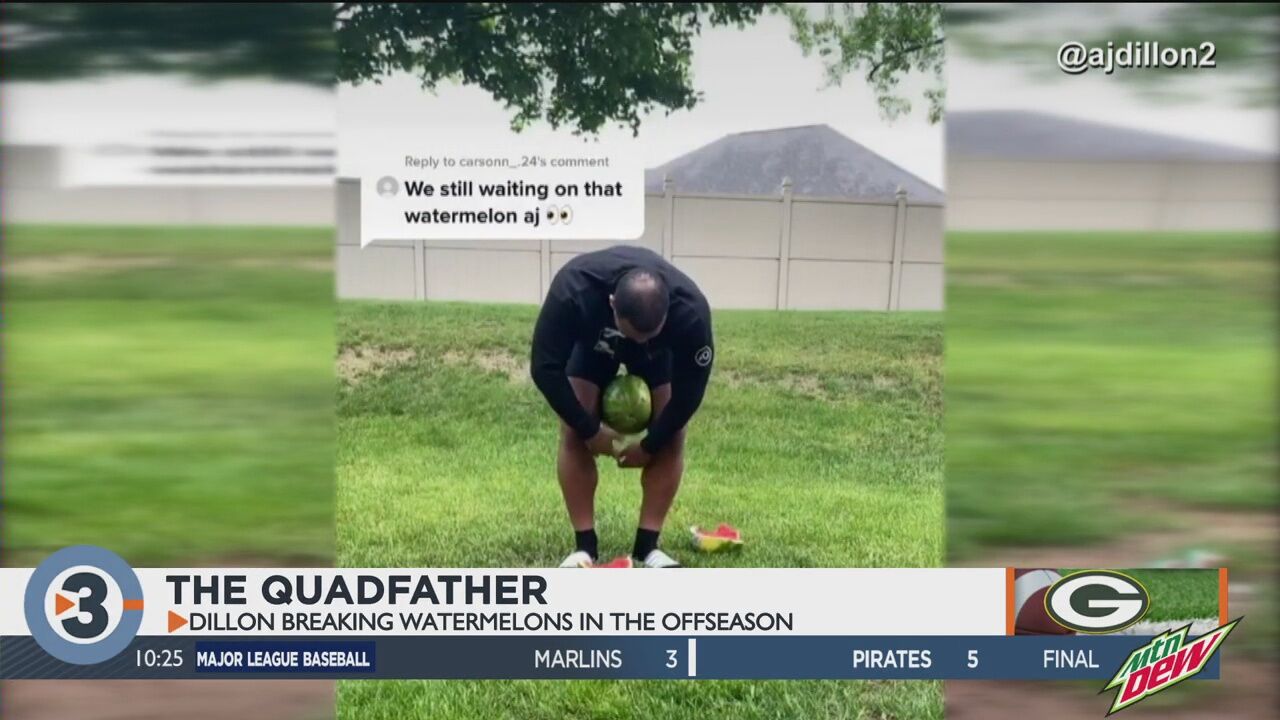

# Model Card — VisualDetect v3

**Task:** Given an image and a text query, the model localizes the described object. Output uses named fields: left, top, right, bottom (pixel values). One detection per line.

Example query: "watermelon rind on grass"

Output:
left=691, top=523, right=744, bottom=553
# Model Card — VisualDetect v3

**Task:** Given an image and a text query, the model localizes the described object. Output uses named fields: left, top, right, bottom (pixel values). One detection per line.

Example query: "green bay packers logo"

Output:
left=23, top=546, right=144, bottom=664
left=1045, top=570, right=1149, bottom=634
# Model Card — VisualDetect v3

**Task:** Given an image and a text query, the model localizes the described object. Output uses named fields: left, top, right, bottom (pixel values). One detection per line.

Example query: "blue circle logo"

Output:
left=23, top=546, right=144, bottom=665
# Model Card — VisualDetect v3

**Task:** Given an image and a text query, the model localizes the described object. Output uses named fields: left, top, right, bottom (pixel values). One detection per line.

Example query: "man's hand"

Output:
left=615, top=441, right=652, bottom=469
left=585, top=425, right=621, bottom=457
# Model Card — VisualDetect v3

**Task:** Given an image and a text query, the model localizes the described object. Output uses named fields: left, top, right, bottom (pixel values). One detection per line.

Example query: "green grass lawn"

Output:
left=946, top=232, right=1277, bottom=557
left=1127, top=569, right=1220, bottom=622
left=1057, top=570, right=1220, bottom=622
left=2, top=224, right=335, bottom=565
left=337, top=302, right=943, bottom=718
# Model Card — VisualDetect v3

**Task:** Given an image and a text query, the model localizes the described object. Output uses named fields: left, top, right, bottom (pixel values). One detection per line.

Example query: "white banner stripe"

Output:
left=0, top=568, right=1006, bottom=637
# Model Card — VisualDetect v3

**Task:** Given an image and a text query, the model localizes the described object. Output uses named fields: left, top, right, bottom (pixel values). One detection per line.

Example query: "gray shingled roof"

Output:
left=948, top=110, right=1276, bottom=163
left=645, top=124, right=944, bottom=203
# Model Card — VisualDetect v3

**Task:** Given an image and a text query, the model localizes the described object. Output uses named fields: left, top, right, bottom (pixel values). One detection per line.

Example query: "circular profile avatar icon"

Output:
left=23, top=546, right=144, bottom=665
left=376, top=175, right=399, bottom=197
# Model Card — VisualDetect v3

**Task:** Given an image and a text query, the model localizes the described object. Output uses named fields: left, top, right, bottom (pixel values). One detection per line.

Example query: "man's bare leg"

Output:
left=638, top=383, right=685, bottom=532
left=558, top=377, right=601, bottom=532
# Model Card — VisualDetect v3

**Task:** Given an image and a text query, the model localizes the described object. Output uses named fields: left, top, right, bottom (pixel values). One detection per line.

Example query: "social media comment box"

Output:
left=354, top=132, right=644, bottom=245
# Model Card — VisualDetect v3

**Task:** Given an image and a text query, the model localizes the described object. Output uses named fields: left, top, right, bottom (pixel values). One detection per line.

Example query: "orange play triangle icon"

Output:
left=168, top=611, right=188, bottom=633
left=54, top=593, right=75, bottom=616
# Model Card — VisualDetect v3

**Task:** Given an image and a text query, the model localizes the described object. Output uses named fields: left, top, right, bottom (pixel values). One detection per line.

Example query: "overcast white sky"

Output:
left=0, top=78, right=334, bottom=141
left=3, top=6, right=1275, bottom=189
left=947, top=3, right=1278, bottom=154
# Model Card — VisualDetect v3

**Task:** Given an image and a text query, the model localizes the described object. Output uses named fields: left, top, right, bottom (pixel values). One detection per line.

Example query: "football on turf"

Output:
left=1014, top=568, right=1076, bottom=635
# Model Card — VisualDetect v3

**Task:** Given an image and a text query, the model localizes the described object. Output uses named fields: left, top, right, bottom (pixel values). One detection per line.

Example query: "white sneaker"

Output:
left=641, top=549, right=681, bottom=568
left=559, top=550, right=595, bottom=568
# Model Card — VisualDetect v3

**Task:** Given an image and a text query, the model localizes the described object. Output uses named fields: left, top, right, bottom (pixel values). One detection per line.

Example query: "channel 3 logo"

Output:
left=22, top=546, right=144, bottom=664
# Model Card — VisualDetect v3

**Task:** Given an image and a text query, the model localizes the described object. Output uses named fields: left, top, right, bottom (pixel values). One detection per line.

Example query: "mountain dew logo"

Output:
left=1102, top=618, right=1240, bottom=715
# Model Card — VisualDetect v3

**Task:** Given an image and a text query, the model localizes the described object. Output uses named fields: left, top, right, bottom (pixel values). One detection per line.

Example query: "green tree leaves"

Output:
left=337, top=3, right=766, bottom=134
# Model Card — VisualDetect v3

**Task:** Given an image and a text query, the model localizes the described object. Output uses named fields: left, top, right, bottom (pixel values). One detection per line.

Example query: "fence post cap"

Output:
left=895, top=185, right=908, bottom=199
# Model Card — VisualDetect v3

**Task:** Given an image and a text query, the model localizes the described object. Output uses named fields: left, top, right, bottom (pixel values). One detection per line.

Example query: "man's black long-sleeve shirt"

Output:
left=530, top=245, right=714, bottom=454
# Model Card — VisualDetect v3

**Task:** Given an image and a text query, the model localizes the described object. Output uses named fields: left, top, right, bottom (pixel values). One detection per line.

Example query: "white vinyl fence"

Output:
left=946, top=158, right=1280, bottom=232
left=1, top=145, right=333, bottom=226
left=338, top=178, right=943, bottom=311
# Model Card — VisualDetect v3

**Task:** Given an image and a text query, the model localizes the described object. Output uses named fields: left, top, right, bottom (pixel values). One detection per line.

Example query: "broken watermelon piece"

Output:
left=690, top=523, right=744, bottom=553
left=592, top=555, right=634, bottom=568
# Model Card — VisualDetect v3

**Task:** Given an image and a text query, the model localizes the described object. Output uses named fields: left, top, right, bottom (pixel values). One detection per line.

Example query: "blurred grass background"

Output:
left=947, top=231, right=1276, bottom=555
left=947, top=230, right=1277, bottom=665
left=2, top=224, right=335, bottom=566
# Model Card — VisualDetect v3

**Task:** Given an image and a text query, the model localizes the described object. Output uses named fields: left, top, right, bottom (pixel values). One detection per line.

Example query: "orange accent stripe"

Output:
left=1218, top=568, right=1229, bottom=626
left=1005, top=567, right=1016, bottom=636
left=123, top=599, right=144, bottom=611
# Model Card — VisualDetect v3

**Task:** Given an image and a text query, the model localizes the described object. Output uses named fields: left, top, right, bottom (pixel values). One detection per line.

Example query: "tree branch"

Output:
left=465, top=6, right=513, bottom=24
left=869, top=35, right=945, bottom=80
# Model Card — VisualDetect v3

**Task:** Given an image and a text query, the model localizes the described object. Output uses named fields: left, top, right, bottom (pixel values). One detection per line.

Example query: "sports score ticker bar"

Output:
left=0, top=550, right=1233, bottom=681
left=0, top=634, right=1222, bottom=680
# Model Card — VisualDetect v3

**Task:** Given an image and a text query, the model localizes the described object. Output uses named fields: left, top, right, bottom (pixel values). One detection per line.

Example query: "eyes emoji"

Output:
left=544, top=205, right=573, bottom=225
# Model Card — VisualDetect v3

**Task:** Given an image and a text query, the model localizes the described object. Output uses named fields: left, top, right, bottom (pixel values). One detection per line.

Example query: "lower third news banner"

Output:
left=0, top=547, right=1234, bottom=685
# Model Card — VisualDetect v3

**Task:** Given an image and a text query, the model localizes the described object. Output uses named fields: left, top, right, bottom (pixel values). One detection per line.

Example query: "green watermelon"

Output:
left=602, top=373, right=651, bottom=433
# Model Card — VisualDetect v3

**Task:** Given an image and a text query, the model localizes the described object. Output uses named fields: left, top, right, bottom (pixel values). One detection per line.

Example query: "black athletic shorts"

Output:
left=566, top=340, right=673, bottom=389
